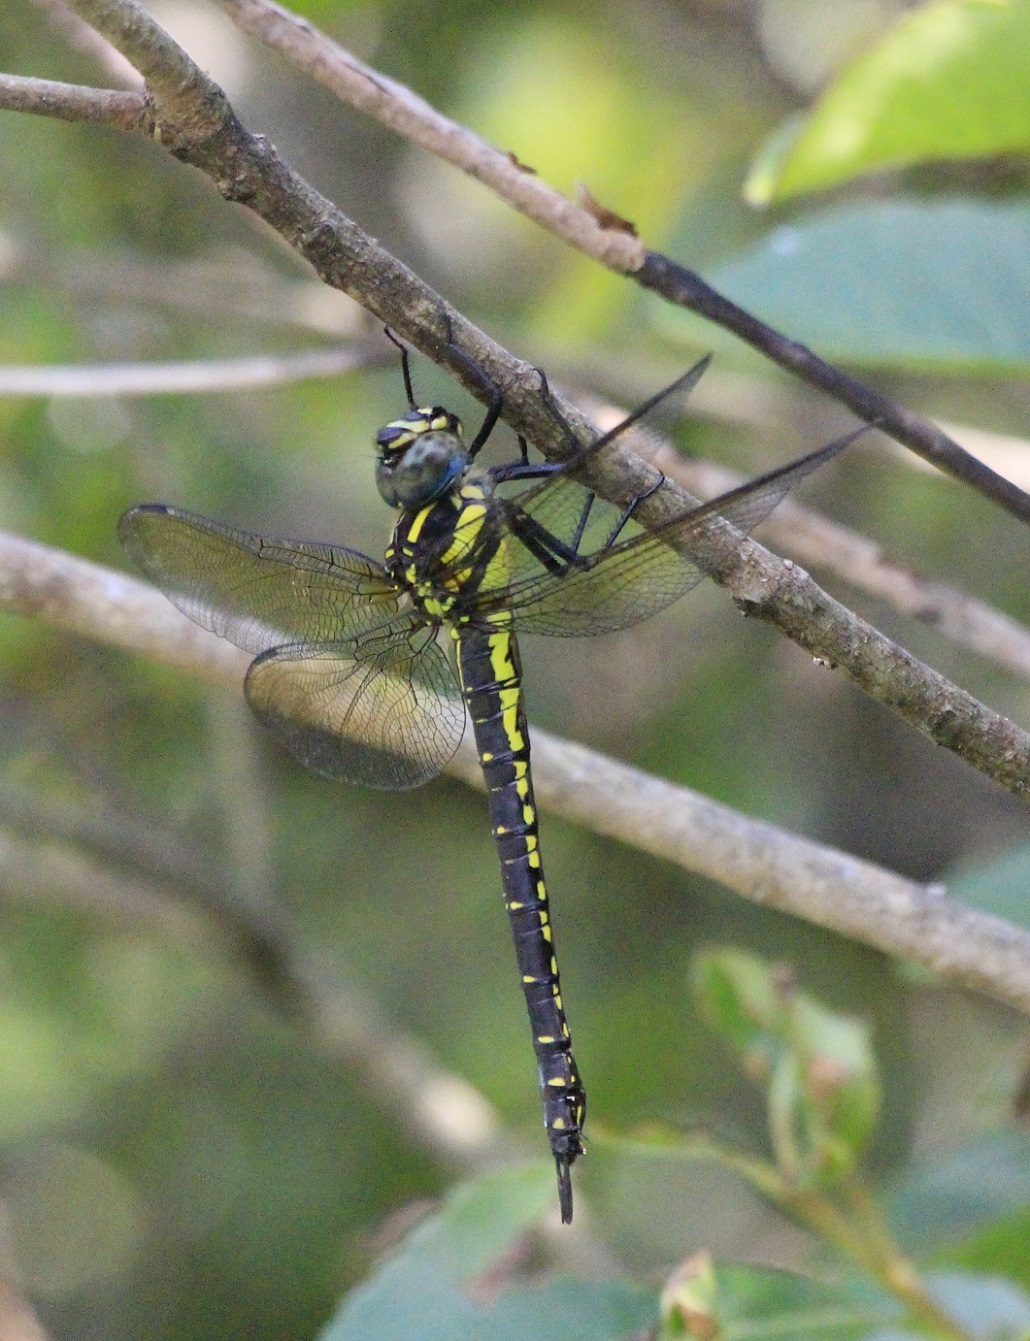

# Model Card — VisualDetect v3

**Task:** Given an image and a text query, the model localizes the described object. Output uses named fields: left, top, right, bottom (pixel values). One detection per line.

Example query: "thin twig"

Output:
left=210, top=0, right=1030, bottom=527
left=5, top=1, right=1028, bottom=799
left=3, top=531, right=1030, bottom=1017
left=0, top=344, right=377, bottom=397
left=635, top=255, right=1030, bottom=526
left=0, top=71, right=148, bottom=130
left=213, top=0, right=644, bottom=272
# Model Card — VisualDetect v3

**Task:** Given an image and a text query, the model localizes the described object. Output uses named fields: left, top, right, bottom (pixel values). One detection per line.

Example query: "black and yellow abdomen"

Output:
left=456, top=620, right=585, bottom=1222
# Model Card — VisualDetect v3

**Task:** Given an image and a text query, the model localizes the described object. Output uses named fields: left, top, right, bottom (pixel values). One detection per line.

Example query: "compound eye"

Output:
left=375, top=431, right=468, bottom=508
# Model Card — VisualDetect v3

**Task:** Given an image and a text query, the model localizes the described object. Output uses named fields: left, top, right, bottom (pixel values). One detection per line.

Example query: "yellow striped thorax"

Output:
left=385, top=474, right=515, bottom=624
left=375, top=405, right=468, bottom=510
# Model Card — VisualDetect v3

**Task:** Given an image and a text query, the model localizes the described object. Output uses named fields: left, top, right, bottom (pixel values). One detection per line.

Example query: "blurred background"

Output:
left=0, top=0, right=1028, bottom=1336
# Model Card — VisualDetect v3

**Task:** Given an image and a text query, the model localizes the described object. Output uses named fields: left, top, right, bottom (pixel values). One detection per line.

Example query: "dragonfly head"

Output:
left=374, top=406, right=469, bottom=509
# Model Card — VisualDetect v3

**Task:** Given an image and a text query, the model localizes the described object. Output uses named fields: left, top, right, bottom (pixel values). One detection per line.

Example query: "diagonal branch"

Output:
left=2, top=529, right=1030, bottom=1017
left=584, top=398, right=1030, bottom=682
left=210, top=0, right=1030, bottom=527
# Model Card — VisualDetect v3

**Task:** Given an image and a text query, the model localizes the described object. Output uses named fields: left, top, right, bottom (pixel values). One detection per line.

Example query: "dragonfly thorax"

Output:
left=375, top=405, right=469, bottom=509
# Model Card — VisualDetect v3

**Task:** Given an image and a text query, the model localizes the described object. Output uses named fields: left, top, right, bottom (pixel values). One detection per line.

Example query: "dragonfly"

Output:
left=119, top=339, right=860, bottom=1223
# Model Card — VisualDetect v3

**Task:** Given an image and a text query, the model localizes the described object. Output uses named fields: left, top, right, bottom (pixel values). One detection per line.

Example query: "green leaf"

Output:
left=949, top=843, right=1030, bottom=928
left=669, top=1262, right=896, bottom=1341
left=318, top=1163, right=657, bottom=1341
left=693, top=948, right=789, bottom=1080
left=694, top=950, right=879, bottom=1185
left=889, top=1131, right=1030, bottom=1253
left=748, top=0, right=1030, bottom=201
left=703, top=199, right=1030, bottom=372
left=925, top=1269, right=1030, bottom=1339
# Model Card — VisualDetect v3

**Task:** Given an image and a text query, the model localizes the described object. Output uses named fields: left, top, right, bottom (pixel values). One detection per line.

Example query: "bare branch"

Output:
left=0, top=530, right=246, bottom=681
left=210, top=0, right=1030, bottom=527
left=212, top=0, right=645, bottom=273
left=0, top=343, right=377, bottom=397
left=3, top=530, right=1029, bottom=1016
left=457, top=734, right=1030, bottom=1017
left=0, top=72, right=149, bottom=131
left=68, top=0, right=215, bottom=117
left=714, top=538, right=1029, bottom=798
left=635, top=255, right=1030, bottom=527
left=756, top=492, right=1030, bottom=682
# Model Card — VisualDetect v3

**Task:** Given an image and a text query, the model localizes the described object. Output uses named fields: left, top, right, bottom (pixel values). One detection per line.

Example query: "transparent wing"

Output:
left=119, top=503, right=402, bottom=653
left=244, top=615, right=465, bottom=790
left=481, top=428, right=859, bottom=636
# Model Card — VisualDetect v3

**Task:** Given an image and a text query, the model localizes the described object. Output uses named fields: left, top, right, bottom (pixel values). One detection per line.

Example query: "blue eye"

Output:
left=375, top=430, right=469, bottom=508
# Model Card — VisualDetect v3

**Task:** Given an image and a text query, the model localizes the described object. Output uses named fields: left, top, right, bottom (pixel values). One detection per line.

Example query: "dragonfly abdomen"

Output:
left=456, top=621, right=586, bottom=1223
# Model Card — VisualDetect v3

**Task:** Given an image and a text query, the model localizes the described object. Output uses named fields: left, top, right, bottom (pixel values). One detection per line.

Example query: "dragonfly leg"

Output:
left=602, top=468, right=667, bottom=548
left=437, top=335, right=505, bottom=458
left=383, top=327, right=417, bottom=407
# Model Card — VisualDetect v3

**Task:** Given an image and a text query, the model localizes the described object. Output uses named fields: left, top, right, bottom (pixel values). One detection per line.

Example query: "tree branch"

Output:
left=212, top=0, right=644, bottom=270
left=0, top=71, right=149, bottom=130
left=0, top=344, right=378, bottom=396
left=211, top=0, right=1030, bottom=527
left=13, top=0, right=1028, bottom=522
left=3, top=530, right=1029, bottom=1017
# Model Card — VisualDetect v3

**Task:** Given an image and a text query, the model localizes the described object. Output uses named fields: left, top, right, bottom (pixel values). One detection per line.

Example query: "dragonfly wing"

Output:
left=119, top=504, right=402, bottom=653
left=494, top=427, right=860, bottom=636
left=244, top=615, right=465, bottom=790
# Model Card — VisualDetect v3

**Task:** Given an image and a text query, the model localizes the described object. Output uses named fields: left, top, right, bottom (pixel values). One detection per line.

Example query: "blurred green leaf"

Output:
left=694, top=950, right=879, bottom=1184
left=949, top=843, right=1030, bottom=928
left=748, top=0, right=1030, bottom=201
left=889, top=1131, right=1030, bottom=1254
left=702, top=200, right=1030, bottom=372
left=924, top=1269, right=1030, bottom=1339
left=318, top=1163, right=656, bottom=1341
left=693, top=947, right=789, bottom=1079
left=949, top=1212, right=1030, bottom=1293
left=662, top=1261, right=895, bottom=1341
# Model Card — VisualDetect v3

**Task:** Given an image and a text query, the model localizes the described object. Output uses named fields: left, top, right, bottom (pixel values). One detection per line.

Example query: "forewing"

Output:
left=119, top=504, right=401, bottom=653
left=490, top=428, right=859, bottom=636
left=244, top=614, right=465, bottom=790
